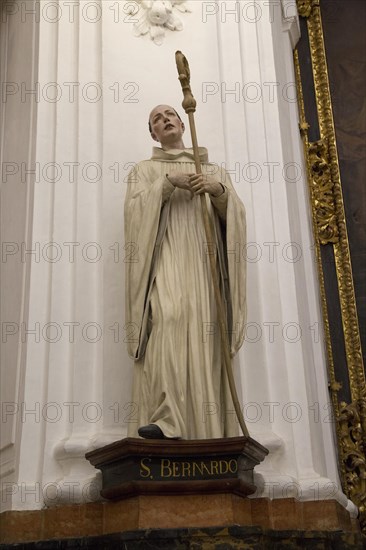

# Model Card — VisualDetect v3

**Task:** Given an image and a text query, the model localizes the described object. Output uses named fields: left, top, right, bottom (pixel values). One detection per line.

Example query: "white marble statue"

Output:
left=124, top=105, right=247, bottom=439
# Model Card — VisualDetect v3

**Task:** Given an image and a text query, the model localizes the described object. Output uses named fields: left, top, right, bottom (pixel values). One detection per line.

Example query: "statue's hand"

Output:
left=166, top=171, right=192, bottom=191
left=189, top=174, right=224, bottom=197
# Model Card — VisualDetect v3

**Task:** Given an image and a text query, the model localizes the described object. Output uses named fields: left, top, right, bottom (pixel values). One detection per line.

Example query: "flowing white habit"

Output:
left=124, top=147, right=246, bottom=439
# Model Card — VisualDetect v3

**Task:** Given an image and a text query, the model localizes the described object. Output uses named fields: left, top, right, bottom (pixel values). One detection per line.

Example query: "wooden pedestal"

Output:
left=85, top=436, right=268, bottom=500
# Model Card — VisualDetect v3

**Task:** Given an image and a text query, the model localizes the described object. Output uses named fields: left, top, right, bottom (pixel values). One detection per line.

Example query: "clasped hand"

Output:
left=167, top=172, right=224, bottom=197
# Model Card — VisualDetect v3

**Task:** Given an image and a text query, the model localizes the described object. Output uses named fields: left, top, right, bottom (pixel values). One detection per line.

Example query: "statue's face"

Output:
left=149, top=104, right=185, bottom=146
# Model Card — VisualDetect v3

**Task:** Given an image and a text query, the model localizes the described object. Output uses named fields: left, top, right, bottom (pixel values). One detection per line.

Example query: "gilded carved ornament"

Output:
left=339, top=399, right=366, bottom=531
left=296, top=0, right=319, bottom=18
left=308, top=139, right=339, bottom=245
left=295, top=0, right=366, bottom=533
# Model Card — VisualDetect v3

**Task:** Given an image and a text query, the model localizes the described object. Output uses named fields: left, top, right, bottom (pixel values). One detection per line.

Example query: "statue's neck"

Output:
left=161, top=139, right=185, bottom=151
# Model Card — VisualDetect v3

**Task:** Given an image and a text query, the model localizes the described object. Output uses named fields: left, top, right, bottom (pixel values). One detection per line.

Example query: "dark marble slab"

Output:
left=0, top=525, right=365, bottom=550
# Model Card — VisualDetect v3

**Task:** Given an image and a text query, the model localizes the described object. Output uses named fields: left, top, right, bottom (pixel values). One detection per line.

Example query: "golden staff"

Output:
left=175, top=51, right=249, bottom=438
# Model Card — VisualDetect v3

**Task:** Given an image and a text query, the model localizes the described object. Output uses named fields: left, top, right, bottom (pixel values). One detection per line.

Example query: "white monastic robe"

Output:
left=124, top=147, right=246, bottom=439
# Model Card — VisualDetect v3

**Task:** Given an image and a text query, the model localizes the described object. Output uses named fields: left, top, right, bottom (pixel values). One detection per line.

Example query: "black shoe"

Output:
left=138, top=424, right=165, bottom=439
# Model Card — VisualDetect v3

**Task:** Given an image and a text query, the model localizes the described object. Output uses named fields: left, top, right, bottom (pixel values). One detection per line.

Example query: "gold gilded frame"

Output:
left=295, top=0, right=366, bottom=531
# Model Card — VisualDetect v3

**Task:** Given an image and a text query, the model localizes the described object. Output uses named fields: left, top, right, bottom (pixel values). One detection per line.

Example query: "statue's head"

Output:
left=148, top=104, right=185, bottom=146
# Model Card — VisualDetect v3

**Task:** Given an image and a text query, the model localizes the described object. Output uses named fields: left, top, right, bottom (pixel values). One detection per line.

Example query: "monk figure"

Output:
left=124, top=105, right=246, bottom=439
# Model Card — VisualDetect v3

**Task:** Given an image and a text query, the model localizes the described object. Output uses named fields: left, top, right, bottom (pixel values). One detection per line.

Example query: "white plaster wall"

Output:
left=0, top=0, right=355, bottom=515
left=0, top=0, right=38, bottom=512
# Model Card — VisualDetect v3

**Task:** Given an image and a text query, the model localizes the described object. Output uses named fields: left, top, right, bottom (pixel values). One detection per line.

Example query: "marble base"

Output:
left=0, top=498, right=361, bottom=546
left=0, top=524, right=364, bottom=549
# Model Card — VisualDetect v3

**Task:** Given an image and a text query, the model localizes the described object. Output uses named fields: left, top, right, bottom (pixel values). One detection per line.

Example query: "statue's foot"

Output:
left=138, top=424, right=181, bottom=440
left=138, top=424, right=165, bottom=439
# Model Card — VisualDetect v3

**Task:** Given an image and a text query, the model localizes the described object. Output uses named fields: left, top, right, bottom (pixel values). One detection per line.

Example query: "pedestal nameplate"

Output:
left=86, top=437, right=268, bottom=500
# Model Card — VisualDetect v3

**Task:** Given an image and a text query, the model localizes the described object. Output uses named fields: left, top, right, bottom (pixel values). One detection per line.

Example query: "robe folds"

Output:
left=124, top=147, right=246, bottom=439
